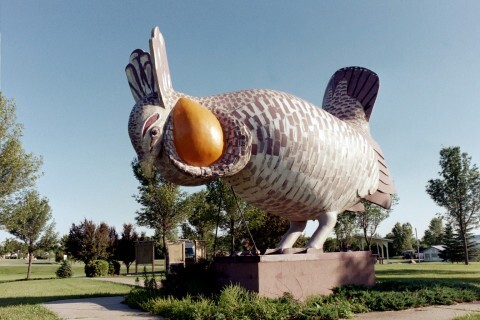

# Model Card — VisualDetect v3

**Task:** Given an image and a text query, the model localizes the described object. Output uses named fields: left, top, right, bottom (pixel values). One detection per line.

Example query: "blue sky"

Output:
left=1, top=1, right=480, bottom=242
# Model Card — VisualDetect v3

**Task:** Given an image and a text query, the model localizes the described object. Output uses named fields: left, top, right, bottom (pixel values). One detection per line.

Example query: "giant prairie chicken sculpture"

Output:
left=126, top=27, right=395, bottom=251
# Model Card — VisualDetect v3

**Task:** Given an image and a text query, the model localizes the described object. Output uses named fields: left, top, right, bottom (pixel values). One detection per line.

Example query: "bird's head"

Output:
left=126, top=27, right=175, bottom=178
left=126, top=27, right=252, bottom=185
left=128, top=102, right=169, bottom=178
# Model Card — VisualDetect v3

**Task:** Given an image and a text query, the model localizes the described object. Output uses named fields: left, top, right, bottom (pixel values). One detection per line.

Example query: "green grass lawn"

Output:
left=1, top=260, right=479, bottom=320
left=455, top=314, right=480, bottom=320
left=0, top=259, right=143, bottom=320
left=0, top=259, right=86, bottom=282
left=375, top=262, right=480, bottom=285
left=0, top=278, right=132, bottom=307
left=0, top=278, right=132, bottom=320
left=0, top=258, right=166, bottom=282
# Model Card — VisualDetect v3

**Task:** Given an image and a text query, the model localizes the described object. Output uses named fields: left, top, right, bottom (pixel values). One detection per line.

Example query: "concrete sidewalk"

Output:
left=43, top=296, right=162, bottom=320
left=43, top=297, right=480, bottom=320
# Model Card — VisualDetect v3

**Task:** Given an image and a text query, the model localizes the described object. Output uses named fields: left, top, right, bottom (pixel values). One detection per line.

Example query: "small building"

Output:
left=423, top=245, right=445, bottom=262
left=167, top=239, right=207, bottom=270
left=354, top=235, right=392, bottom=264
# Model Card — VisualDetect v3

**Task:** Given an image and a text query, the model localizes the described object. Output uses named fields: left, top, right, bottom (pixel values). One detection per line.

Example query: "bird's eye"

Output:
left=150, top=128, right=159, bottom=137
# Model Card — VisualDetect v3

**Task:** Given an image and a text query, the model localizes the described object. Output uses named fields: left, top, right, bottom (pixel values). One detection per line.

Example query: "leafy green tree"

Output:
left=117, top=223, right=139, bottom=274
left=2, top=238, right=26, bottom=257
left=239, top=208, right=289, bottom=254
left=205, top=180, right=239, bottom=255
left=95, top=222, right=114, bottom=262
left=5, top=191, right=57, bottom=279
left=423, top=217, right=444, bottom=246
left=335, top=211, right=359, bottom=251
left=0, top=93, right=42, bottom=226
left=357, top=195, right=398, bottom=250
left=107, top=226, right=119, bottom=261
left=426, top=147, right=480, bottom=265
left=132, top=160, right=190, bottom=273
left=65, top=219, right=116, bottom=264
left=203, top=180, right=288, bottom=255
left=387, top=222, right=415, bottom=256
left=323, top=237, right=340, bottom=252
left=181, top=190, right=217, bottom=253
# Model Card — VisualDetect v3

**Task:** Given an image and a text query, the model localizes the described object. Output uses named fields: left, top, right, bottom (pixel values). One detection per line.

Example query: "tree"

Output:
left=2, top=238, right=27, bottom=258
left=0, top=93, right=42, bottom=225
left=387, top=222, right=415, bottom=257
left=335, top=211, right=359, bottom=251
left=357, top=195, right=398, bottom=250
left=323, top=237, right=340, bottom=252
left=95, top=222, right=113, bottom=261
left=181, top=190, right=217, bottom=253
left=5, top=191, right=57, bottom=279
left=423, top=217, right=444, bottom=246
left=203, top=180, right=287, bottom=255
left=439, top=224, right=463, bottom=263
left=117, top=223, right=139, bottom=274
left=426, top=147, right=480, bottom=265
left=64, top=219, right=116, bottom=264
left=132, top=160, right=190, bottom=273
left=206, top=180, right=240, bottom=255
left=239, top=207, right=289, bottom=254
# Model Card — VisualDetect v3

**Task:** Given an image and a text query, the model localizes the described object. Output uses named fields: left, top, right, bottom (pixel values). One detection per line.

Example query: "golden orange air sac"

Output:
left=172, top=97, right=224, bottom=166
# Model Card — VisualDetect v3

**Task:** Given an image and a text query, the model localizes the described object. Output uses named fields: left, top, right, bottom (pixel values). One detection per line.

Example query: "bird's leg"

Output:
left=306, top=211, right=338, bottom=251
left=276, top=220, right=307, bottom=249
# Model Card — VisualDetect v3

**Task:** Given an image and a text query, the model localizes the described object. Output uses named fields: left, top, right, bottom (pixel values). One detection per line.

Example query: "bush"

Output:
left=85, top=259, right=109, bottom=277
left=126, top=279, right=480, bottom=320
left=54, top=251, right=64, bottom=263
left=160, top=260, right=219, bottom=298
left=108, top=260, right=121, bottom=275
left=55, top=260, right=73, bottom=278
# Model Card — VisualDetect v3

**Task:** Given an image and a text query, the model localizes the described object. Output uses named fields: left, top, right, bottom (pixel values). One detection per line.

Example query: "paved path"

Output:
left=43, top=296, right=162, bottom=320
left=44, top=297, right=480, bottom=320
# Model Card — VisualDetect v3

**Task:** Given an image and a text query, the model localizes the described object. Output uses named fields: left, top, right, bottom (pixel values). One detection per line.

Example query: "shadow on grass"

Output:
left=0, top=293, right=126, bottom=308
left=0, top=277, right=57, bottom=284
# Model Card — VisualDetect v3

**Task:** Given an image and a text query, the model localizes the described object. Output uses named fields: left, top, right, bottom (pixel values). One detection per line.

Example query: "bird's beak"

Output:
left=139, top=156, right=155, bottom=179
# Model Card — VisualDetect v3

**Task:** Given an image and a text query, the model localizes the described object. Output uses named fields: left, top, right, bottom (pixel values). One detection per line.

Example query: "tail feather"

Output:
left=322, top=67, right=379, bottom=121
left=149, top=27, right=174, bottom=109
left=322, top=67, right=395, bottom=208
left=125, top=49, right=159, bottom=105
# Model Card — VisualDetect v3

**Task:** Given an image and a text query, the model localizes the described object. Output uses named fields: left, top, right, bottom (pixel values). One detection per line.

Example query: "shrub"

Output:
left=54, top=251, right=64, bottom=263
left=108, top=260, right=121, bottom=275
left=85, top=259, right=109, bottom=277
left=160, top=260, right=219, bottom=298
left=55, top=260, right=73, bottom=278
left=126, top=278, right=480, bottom=320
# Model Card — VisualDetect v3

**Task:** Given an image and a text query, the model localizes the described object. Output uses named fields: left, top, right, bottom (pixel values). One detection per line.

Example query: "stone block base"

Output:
left=213, top=251, right=374, bottom=300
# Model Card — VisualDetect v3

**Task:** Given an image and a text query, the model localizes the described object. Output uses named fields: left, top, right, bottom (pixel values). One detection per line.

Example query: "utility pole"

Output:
left=415, top=228, right=420, bottom=263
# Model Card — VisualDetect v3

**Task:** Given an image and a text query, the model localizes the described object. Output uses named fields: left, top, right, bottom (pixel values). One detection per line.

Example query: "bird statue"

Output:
left=126, top=27, right=395, bottom=252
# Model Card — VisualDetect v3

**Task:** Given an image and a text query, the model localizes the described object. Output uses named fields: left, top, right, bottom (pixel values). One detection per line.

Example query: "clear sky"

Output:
left=1, top=1, right=480, bottom=242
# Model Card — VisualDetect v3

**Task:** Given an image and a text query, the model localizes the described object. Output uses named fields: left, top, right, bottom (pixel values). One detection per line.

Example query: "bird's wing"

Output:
left=323, top=67, right=395, bottom=209
left=158, top=106, right=252, bottom=186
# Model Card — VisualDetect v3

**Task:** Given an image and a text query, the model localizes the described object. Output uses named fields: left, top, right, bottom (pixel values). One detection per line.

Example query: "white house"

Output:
left=423, top=245, right=445, bottom=262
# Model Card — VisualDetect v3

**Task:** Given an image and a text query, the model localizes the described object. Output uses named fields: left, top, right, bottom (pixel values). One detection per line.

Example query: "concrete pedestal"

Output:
left=213, top=251, right=374, bottom=300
